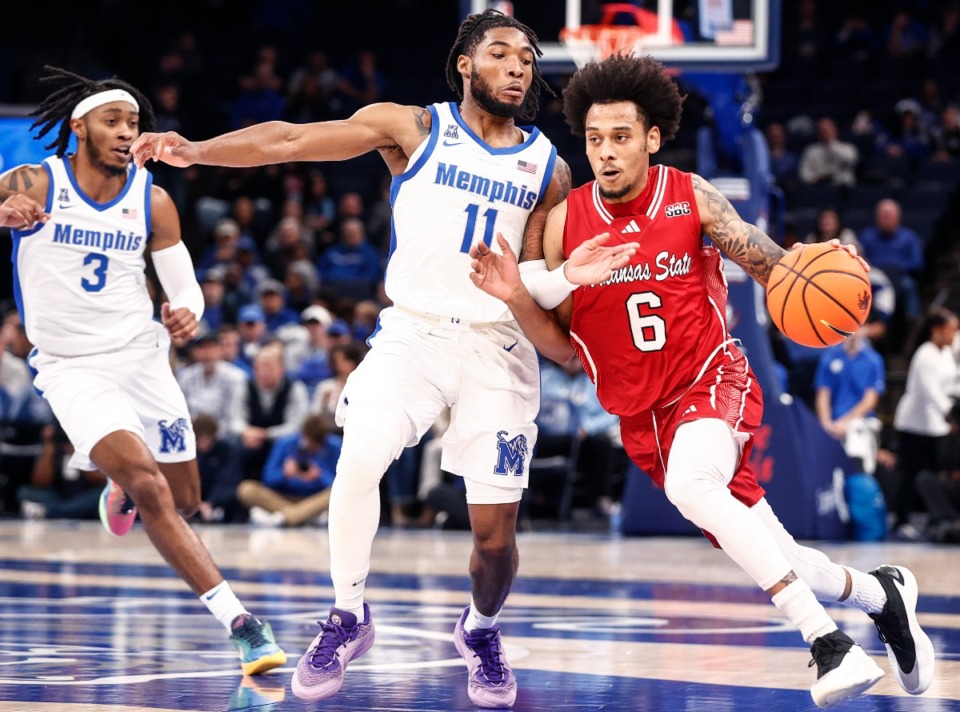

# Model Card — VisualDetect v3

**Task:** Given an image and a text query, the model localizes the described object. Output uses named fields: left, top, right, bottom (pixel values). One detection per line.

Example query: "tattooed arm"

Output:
left=520, top=156, right=572, bottom=261
left=692, top=173, right=787, bottom=287
left=132, top=103, right=430, bottom=176
left=0, top=165, right=49, bottom=229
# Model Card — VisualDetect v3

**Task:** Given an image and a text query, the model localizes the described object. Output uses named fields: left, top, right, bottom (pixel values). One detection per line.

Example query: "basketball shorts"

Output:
left=29, top=321, right=196, bottom=471
left=619, top=352, right=766, bottom=508
left=335, top=307, right=539, bottom=500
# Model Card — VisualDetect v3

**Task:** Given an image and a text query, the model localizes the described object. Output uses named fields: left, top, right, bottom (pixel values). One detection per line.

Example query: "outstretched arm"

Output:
left=131, top=102, right=427, bottom=170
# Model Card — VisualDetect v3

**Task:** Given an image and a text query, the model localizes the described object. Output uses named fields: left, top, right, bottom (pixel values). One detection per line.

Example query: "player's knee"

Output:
left=336, top=409, right=408, bottom=493
left=472, top=525, right=516, bottom=562
left=123, top=467, right=172, bottom=512
left=173, top=482, right=201, bottom=518
left=664, top=470, right=712, bottom=515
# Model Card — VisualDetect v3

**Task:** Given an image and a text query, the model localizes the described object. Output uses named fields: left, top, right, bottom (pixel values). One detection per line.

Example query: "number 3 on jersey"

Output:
left=460, top=203, right=498, bottom=253
left=81, top=253, right=109, bottom=292
left=627, top=291, right=667, bottom=352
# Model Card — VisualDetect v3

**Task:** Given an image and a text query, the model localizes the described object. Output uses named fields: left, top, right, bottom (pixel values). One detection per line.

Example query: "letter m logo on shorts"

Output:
left=494, top=430, right=528, bottom=476
left=158, top=418, right=190, bottom=453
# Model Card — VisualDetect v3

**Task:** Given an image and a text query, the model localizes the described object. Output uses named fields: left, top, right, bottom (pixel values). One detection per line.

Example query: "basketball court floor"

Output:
left=0, top=520, right=957, bottom=711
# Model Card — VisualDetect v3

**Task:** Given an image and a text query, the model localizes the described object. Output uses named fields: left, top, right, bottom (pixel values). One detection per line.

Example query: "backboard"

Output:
left=468, top=0, right=781, bottom=74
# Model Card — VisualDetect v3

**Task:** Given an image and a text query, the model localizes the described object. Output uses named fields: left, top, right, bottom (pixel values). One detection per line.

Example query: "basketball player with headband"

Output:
left=0, top=67, right=286, bottom=676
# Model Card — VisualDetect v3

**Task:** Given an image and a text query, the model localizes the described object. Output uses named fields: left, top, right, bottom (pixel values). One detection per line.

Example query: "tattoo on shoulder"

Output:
left=1, top=165, right=43, bottom=194
left=413, top=107, right=431, bottom=137
left=553, top=157, right=572, bottom=202
left=693, top=174, right=785, bottom=286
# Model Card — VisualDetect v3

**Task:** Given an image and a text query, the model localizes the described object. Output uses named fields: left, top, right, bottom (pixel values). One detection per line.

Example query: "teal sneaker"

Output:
left=229, top=614, right=287, bottom=676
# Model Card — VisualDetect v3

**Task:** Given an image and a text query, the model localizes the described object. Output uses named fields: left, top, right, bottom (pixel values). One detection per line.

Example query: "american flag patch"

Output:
left=516, top=160, right=537, bottom=174
left=122, top=208, right=138, bottom=219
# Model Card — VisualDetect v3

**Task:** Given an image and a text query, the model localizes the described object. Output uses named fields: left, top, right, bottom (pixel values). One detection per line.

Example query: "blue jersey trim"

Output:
left=26, top=347, right=43, bottom=397
left=537, top=145, right=558, bottom=205
left=449, top=102, right=541, bottom=155
left=144, top=170, right=154, bottom=242
left=365, top=312, right=383, bottom=348
left=62, top=155, right=138, bottom=211
left=386, top=104, right=440, bottom=277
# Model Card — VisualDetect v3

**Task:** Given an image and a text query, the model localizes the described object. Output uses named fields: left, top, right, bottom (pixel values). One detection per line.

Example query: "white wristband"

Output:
left=519, top=258, right=578, bottom=310
left=152, top=241, right=205, bottom=321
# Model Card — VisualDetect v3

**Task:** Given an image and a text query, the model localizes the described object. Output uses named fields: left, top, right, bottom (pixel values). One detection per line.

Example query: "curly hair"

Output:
left=445, top=8, right=553, bottom=122
left=30, top=65, right=155, bottom=157
left=562, top=55, right=684, bottom=140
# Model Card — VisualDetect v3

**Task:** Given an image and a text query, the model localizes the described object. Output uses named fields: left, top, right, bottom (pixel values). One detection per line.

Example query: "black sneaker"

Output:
left=809, top=630, right=883, bottom=708
left=868, top=565, right=935, bottom=694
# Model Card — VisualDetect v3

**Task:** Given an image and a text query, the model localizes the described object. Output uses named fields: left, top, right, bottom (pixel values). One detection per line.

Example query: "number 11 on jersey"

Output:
left=460, top=203, right=498, bottom=253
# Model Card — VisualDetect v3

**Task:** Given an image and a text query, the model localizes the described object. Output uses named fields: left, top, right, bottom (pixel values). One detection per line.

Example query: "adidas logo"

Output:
left=682, top=405, right=698, bottom=416
left=622, top=219, right=642, bottom=234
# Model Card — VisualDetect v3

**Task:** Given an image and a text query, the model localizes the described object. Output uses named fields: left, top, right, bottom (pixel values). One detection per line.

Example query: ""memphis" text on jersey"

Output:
left=52, top=224, right=144, bottom=252
left=434, top=162, right=538, bottom=209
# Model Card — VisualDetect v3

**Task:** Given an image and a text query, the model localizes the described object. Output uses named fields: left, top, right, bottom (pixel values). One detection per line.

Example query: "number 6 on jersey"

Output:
left=627, top=291, right=666, bottom=352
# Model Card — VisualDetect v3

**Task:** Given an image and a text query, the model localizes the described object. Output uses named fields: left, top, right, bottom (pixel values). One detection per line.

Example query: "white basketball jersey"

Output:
left=386, top=102, right=557, bottom=322
left=11, top=156, right=154, bottom=357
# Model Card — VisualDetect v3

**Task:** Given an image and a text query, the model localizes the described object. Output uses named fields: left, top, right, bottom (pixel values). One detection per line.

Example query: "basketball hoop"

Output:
left=559, top=2, right=685, bottom=69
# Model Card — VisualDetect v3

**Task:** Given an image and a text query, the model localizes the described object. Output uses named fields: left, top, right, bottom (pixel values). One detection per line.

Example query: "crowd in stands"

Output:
left=1, top=0, right=960, bottom=541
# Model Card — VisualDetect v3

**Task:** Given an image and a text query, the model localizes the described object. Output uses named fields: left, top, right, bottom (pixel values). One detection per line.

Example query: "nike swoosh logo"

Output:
left=443, top=140, right=464, bottom=147
left=504, top=340, right=519, bottom=352
left=58, top=204, right=75, bottom=210
left=351, top=579, right=365, bottom=587
left=204, top=590, right=221, bottom=601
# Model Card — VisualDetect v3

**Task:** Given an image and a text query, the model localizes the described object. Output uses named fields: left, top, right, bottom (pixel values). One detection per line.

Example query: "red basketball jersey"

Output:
left=563, top=165, right=747, bottom=416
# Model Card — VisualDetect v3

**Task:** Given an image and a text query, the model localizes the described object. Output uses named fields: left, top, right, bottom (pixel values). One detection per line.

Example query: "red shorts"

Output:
left=619, top=352, right=766, bottom=508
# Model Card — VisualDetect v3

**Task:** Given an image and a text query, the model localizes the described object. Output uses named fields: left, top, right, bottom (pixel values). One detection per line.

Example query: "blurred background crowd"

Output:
left=0, top=0, right=959, bottom=542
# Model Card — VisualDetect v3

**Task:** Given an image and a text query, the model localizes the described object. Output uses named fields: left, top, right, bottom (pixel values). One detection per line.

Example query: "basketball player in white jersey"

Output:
left=0, top=67, right=285, bottom=675
left=132, top=10, right=637, bottom=707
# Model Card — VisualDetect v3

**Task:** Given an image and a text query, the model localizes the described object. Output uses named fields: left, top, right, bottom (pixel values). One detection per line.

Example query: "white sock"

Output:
left=464, top=601, right=500, bottom=632
left=772, top=580, right=839, bottom=643
left=200, top=580, right=249, bottom=631
left=841, top=567, right=888, bottom=614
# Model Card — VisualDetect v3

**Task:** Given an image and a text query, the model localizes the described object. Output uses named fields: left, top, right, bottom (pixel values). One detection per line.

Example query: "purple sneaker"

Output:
left=291, top=604, right=375, bottom=702
left=453, top=607, right=517, bottom=709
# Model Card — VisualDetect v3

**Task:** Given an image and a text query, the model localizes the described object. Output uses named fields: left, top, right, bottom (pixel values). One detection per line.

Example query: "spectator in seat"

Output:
left=236, top=303, right=269, bottom=371
left=237, top=413, right=342, bottom=527
left=310, top=341, right=365, bottom=424
left=859, top=199, right=923, bottom=325
left=799, top=118, right=859, bottom=187
left=765, top=122, right=799, bottom=195
left=177, top=328, right=247, bottom=437
left=17, top=423, right=103, bottom=521
left=316, top=218, right=384, bottom=302
left=804, top=208, right=862, bottom=252
left=239, top=341, right=309, bottom=480
left=930, top=103, right=960, bottom=161
left=258, top=278, right=300, bottom=336
left=193, top=413, right=244, bottom=524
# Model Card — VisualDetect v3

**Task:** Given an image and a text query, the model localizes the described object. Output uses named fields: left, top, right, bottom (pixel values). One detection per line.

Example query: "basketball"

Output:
left=765, top=244, right=872, bottom=348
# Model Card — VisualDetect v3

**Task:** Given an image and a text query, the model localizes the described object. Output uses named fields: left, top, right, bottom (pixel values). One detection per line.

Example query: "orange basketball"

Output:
left=765, top=243, right=872, bottom=348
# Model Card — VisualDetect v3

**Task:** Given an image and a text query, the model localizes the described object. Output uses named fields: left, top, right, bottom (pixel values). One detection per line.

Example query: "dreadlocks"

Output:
left=562, top=55, right=684, bottom=141
left=29, top=65, right=155, bottom=157
left=445, top=9, right=553, bottom=122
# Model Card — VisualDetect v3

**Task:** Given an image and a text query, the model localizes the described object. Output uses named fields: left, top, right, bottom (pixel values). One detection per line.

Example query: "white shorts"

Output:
left=29, top=321, right=196, bottom=471
left=336, top=306, right=539, bottom=495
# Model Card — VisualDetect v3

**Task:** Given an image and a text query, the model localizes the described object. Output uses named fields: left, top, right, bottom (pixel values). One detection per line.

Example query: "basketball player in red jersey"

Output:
left=470, top=55, right=935, bottom=708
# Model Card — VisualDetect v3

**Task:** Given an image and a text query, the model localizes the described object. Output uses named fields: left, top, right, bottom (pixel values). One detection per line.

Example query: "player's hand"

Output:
left=790, top=239, right=870, bottom=272
left=131, top=131, right=200, bottom=169
left=161, top=302, right=199, bottom=346
left=566, top=232, right=639, bottom=285
left=469, top=233, right=523, bottom=302
left=0, top=194, right=48, bottom=229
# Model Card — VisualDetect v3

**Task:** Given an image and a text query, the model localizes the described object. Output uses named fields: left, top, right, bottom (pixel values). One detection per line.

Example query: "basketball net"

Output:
left=560, top=25, right=646, bottom=69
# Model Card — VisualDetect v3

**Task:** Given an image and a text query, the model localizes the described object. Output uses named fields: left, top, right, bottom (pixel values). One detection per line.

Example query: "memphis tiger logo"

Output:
left=664, top=201, right=691, bottom=218
left=494, top=430, right=528, bottom=476
left=858, top=291, right=871, bottom=313
left=158, top=418, right=190, bottom=453
left=444, top=124, right=459, bottom=139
